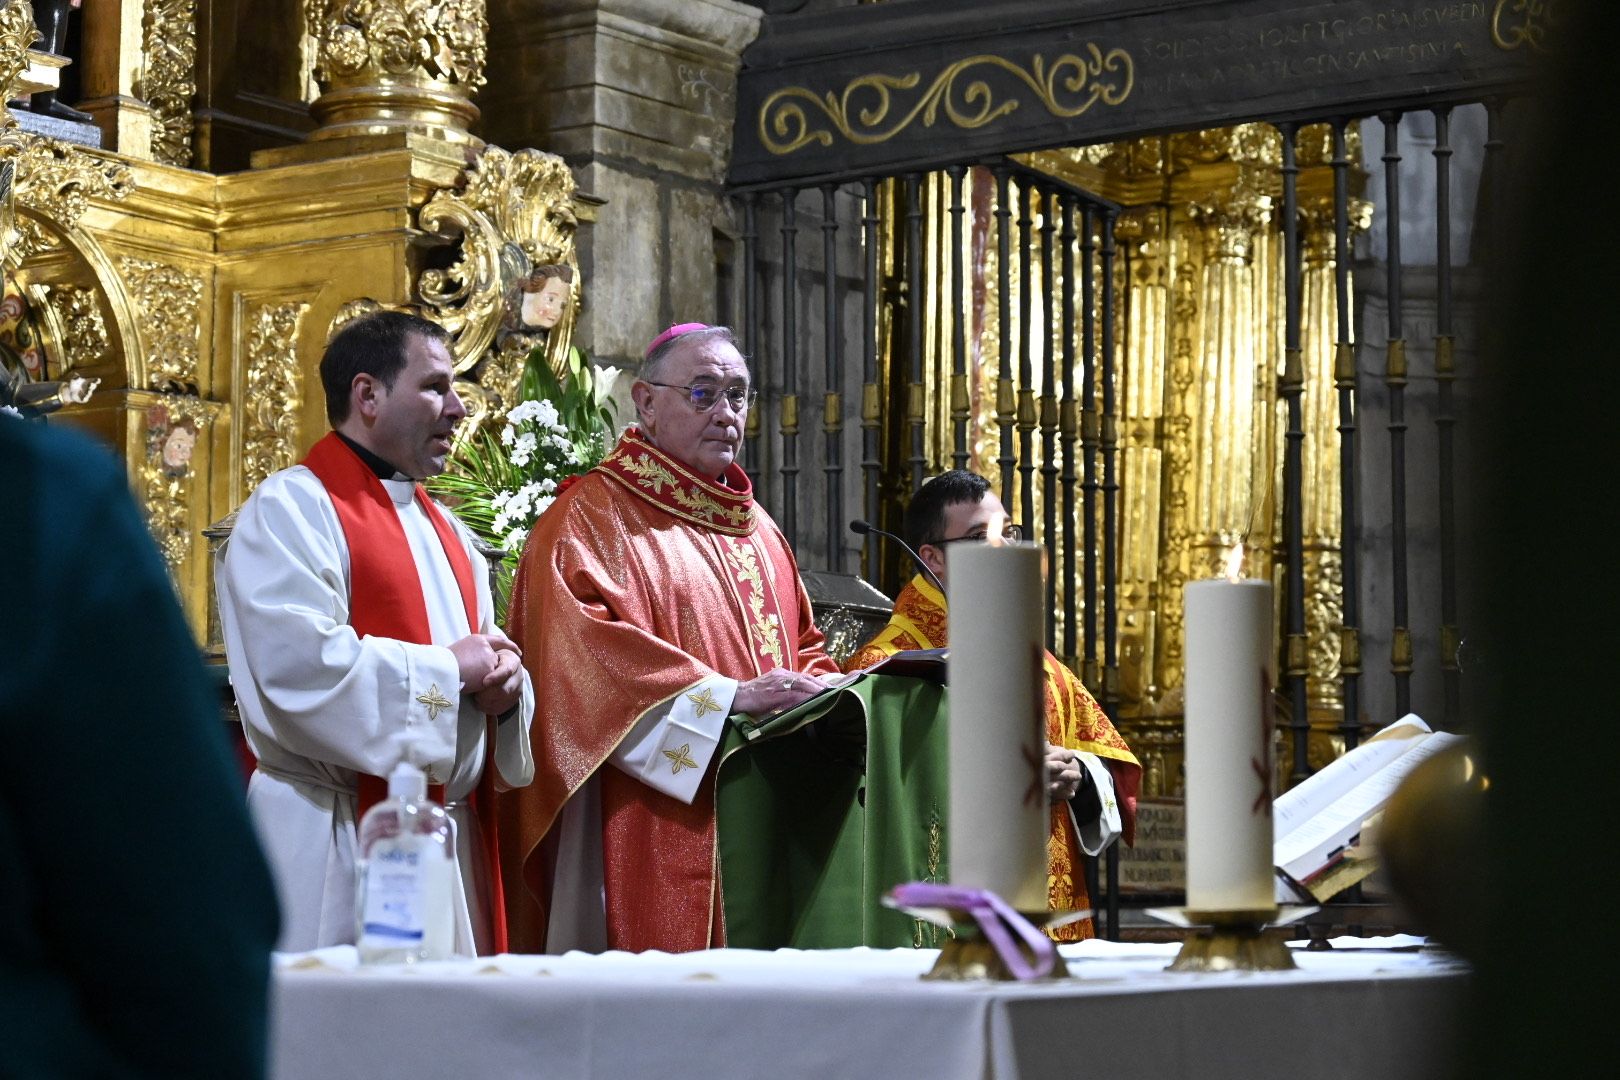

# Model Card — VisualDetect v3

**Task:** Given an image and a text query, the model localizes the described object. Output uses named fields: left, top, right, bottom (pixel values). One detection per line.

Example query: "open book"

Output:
left=857, top=647, right=947, bottom=682
left=739, top=650, right=948, bottom=733
left=1272, top=714, right=1463, bottom=902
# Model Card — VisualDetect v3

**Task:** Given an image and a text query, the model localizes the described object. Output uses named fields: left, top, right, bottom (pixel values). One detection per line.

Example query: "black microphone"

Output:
left=849, top=519, right=945, bottom=596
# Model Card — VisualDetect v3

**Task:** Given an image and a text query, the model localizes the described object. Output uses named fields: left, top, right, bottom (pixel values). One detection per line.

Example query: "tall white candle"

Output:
left=1183, top=575, right=1276, bottom=913
left=946, top=543, right=1049, bottom=910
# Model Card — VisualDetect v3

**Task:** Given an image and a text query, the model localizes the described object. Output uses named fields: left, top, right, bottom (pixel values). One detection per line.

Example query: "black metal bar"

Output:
left=860, top=179, right=881, bottom=582
left=1099, top=207, right=1122, bottom=940
left=1382, top=113, right=1412, bottom=717
left=741, top=193, right=762, bottom=492
left=1433, top=107, right=1459, bottom=732
left=1484, top=100, right=1506, bottom=265
left=1080, top=203, right=1099, bottom=693
left=949, top=165, right=970, bottom=470
left=1040, top=189, right=1059, bottom=651
left=1018, top=179, right=1036, bottom=531
left=1100, top=209, right=1120, bottom=717
left=822, top=183, right=844, bottom=572
left=993, top=163, right=1016, bottom=507
left=780, top=188, right=800, bottom=546
left=1060, top=194, right=1079, bottom=669
left=1275, top=122, right=1309, bottom=786
left=1331, top=121, right=1363, bottom=752
left=992, top=156, right=1124, bottom=214
left=905, top=173, right=927, bottom=495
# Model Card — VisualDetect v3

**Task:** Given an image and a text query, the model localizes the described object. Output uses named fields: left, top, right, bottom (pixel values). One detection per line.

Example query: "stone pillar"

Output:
left=483, top=0, right=762, bottom=370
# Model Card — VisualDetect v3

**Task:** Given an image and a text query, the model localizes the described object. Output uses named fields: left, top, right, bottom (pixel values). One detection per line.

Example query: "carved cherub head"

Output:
left=510, top=263, right=574, bottom=332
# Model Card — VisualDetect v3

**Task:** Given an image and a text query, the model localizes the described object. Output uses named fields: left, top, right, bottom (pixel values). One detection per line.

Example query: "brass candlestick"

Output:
left=883, top=895, right=1089, bottom=981
left=1146, top=905, right=1318, bottom=972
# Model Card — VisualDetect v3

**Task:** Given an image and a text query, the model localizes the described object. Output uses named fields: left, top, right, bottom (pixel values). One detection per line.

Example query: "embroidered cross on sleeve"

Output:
left=416, top=683, right=454, bottom=720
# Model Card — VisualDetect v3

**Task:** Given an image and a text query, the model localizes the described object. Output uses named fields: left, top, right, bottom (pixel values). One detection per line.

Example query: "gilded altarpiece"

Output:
left=1, top=0, right=589, bottom=639
left=868, top=124, right=1367, bottom=798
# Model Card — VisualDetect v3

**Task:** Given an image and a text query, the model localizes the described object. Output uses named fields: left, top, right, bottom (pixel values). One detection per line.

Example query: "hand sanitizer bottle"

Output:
left=356, top=730, right=454, bottom=964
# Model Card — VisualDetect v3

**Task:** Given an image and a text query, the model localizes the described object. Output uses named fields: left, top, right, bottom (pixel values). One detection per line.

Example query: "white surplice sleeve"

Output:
left=218, top=468, right=461, bottom=786
left=448, top=505, right=535, bottom=792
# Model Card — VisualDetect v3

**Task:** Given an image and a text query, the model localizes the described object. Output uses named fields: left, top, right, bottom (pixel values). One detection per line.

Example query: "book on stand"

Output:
left=1273, top=714, right=1464, bottom=903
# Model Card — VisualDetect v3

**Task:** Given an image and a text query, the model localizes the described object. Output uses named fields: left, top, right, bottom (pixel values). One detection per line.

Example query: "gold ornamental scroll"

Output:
left=304, top=0, right=488, bottom=146
left=415, top=144, right=585, bottom=432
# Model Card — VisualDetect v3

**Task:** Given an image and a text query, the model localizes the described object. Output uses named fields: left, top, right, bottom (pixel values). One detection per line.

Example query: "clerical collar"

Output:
left=335, top=431, right=405, bottom=480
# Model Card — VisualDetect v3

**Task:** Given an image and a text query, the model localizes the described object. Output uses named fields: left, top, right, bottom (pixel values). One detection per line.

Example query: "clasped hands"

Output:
left=449, top=633, right=525, bottom=716
left=1046, top=744, right=1083, bottom=804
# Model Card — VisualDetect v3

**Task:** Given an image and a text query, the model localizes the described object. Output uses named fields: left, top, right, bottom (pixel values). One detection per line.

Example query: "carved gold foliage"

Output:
left=760, top=46, right=1134, bottom=156
left=417, top=183, right=502, bottom=374
left=1, top=135, right=134, bottom=244
left=41, top=284, right=110, bottom=372
left=1491, top=0, right=1559, bottom=52
left=1154, top=259, right=1199, bottom=695
left=0, top=0, right=37, bottom=105
left=482, top=335, right=531, bottom=412
left=1305, top=547, right=1344, bottom=711
left=1076, top=135, right=1166, bottom=180
left=306, top=0, right=488, bottom=91
left=1188, top=175, right=1273, bottom=265
left=418, top=145, right=579, bottom=378
left=458, top=146, right=577, bottom=265
left=137, top=393, right=218, bottom=583
left=1173, top=123, right=1280, bottom=169
left=120, top=257, right=204, bottom=389
left=135, top=0, right=199, bottom=167
left=242, top=300, right=308, bottom=492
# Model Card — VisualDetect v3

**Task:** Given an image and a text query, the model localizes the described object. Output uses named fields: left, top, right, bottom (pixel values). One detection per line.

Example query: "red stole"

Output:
left=302, top=432, right=508, bottom=953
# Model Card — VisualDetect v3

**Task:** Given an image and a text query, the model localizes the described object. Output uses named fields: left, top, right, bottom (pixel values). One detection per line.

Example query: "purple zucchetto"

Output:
left=644, top=322, right=711, bottom=360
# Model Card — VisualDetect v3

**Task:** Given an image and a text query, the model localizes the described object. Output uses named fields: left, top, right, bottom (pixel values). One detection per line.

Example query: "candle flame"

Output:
left=987, top=510, right=1010, bottom=547
left=1222, top=542, right=1244, bottom=583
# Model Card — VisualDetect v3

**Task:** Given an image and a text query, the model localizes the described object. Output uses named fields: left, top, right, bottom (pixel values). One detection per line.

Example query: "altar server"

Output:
left=219, top=310, right=534, bottom=956
left=845, top=469, right=1141, bottom=941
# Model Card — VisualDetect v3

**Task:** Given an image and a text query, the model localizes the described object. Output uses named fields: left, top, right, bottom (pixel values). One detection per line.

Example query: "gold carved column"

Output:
left=1022, top=123, right=1360, bottom=796
left=304, top=0, right=488, bottom=146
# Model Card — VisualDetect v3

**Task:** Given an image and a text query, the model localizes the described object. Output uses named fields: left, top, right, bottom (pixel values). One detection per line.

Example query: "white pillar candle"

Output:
left=1183, top=575, right=1276, bottom=913
left=946, top=543, right=1050, bottom=911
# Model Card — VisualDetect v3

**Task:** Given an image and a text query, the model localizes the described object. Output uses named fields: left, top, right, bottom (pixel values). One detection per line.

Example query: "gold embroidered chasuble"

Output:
left=845, top=575, right=1142, bottom=941
left=501, top=429, right=838, bottom=953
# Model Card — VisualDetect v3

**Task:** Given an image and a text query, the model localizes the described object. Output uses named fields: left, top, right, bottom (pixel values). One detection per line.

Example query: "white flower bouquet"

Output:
left=428, top=347, right=617, bottom=620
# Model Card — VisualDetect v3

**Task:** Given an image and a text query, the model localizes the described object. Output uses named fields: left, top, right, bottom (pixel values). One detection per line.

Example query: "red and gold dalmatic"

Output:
left=500, top=429, right=838, bottom=953
left=845, top=575, right=1142, bottom=942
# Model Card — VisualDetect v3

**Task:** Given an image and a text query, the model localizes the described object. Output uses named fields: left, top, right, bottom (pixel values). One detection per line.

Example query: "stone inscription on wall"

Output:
left=1116, top=798, right=1187, bottom=894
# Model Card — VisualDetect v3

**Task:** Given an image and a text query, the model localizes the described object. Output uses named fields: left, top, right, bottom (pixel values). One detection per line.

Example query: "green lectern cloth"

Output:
left=716, top=673, right=951, bottom=949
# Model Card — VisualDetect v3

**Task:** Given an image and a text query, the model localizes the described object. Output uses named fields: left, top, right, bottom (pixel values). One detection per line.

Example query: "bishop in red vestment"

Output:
left=503, top=324, right=839, bottom=953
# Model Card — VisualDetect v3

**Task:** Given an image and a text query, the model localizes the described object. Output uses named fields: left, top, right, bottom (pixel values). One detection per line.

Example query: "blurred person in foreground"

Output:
left=0, top=411, right=280, bottom=1077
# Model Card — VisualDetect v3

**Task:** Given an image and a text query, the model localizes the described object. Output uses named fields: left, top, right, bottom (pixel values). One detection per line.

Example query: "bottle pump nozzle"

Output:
left=387, top=729, right=435, bottom=801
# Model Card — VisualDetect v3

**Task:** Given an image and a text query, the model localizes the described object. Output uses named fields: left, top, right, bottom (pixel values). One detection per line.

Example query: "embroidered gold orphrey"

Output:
left=604, top=442, right=753, bottom=534
left=718, top=534, right=786, bottom=672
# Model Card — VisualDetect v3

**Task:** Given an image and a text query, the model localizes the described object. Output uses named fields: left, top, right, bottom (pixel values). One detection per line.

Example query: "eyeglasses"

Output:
left=644, top=380, right=757, bottom=413
left=930, top=523, right=1024, bottom=546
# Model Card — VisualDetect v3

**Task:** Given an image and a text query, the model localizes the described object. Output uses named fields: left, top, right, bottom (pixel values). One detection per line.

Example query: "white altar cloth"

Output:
left=269, top=937, right=1466, bottom=1080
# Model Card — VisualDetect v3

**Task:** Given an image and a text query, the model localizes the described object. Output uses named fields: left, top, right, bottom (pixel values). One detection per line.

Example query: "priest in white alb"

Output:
left=218, top=310, right=534, bottom=956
